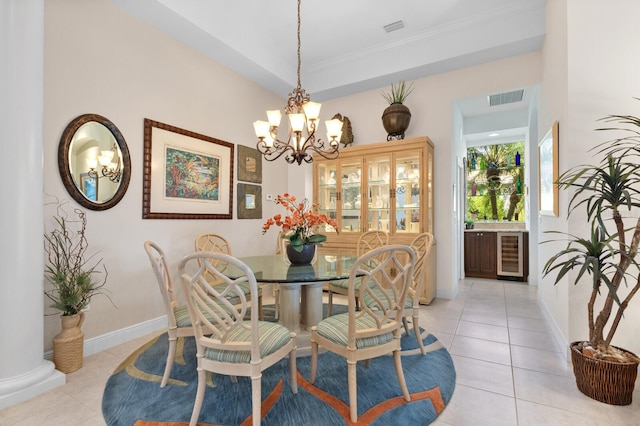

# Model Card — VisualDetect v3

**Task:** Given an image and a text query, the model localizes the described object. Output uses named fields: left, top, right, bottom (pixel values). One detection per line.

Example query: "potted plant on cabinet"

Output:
left=542, top=108, right=640, bottom=405
left=44, top=201, right=109, bottom=373
left=381, top=80, right=414, bottom=141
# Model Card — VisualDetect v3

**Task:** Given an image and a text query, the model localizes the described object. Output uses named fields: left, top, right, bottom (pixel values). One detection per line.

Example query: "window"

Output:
left=466, top=142, right=524, bottom=222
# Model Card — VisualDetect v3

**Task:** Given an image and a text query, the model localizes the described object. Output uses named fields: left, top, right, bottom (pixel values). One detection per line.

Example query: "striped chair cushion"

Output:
left=174, top=305, right=193, bottom=327
left=363, top=288, right=414, bottom=310
left=329, top=277, right=364, bottom=291
left=329, top=279, right=349, bottom=290
left=214, top=281, right=253, bottom=295
left=204, top=321, right=292, bottom=364
left=315, top=313, right=394, bottom=349
left=173, top=302, right=236, bottom=328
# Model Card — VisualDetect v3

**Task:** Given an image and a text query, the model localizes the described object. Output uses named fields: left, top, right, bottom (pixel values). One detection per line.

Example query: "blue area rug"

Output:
left=103, top=311, right=456, bottom=425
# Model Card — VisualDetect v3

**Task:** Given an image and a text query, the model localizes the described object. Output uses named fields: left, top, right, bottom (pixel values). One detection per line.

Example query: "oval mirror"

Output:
left=58, top=114, right=131, bottom=210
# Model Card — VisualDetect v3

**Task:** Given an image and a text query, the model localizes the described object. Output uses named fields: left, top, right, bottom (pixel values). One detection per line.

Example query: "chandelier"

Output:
left=253, top=0, right=343, bottom=165
left=87, top=143, right=122, bottom=182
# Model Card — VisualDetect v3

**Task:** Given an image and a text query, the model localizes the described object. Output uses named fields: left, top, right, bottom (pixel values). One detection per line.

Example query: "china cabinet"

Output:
left=313, top=137, right=436, bottom=303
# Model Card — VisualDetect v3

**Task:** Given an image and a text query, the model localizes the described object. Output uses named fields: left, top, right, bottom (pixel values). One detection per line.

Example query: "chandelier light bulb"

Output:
left=303, top=101, right=321, bottom=121
left=288, top=113, right=306, bottom=133
left=267, top=110, right=282, bottom=127
left=253, top=120, right=270, bottom=139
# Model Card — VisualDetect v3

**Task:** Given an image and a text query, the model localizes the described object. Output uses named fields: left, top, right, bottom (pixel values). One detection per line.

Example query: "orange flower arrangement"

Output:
left=262, top=193, right=338, bottom=252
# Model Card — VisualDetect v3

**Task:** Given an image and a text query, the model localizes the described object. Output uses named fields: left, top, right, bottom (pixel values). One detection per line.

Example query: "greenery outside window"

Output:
left=466, top=142, right=525, bottom=222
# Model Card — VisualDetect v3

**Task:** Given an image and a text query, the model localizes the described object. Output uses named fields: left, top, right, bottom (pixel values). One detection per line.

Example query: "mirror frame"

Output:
left=58, top=114, right=131, bottom=211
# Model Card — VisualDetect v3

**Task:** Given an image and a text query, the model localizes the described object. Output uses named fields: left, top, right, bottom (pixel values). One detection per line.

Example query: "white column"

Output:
left=0, top=0, right=65, bottom=409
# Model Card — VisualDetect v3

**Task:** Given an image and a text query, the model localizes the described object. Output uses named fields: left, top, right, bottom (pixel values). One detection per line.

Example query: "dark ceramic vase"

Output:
left=286, top=244, right=316, bottom=265
left=381, top=103, right=411, bottom=140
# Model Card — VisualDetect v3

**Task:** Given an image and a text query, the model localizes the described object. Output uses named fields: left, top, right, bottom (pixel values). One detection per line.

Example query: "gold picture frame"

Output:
left=143, top=119, right=234, bottom=219
left=538, top=121, right=559, bottom=216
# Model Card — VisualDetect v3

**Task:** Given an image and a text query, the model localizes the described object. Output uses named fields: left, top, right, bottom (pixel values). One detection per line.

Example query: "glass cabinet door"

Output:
left=394, top=151, right=421, bottom=233
left=316, top=161, right=338, bottom=232
left=340, top=160, right=363, bottom=233
left=367, top=155, right=391, bottom=232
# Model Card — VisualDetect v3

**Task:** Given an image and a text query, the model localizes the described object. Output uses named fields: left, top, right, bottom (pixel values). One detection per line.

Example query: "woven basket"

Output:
left=570, top=341, right=639, bottom=405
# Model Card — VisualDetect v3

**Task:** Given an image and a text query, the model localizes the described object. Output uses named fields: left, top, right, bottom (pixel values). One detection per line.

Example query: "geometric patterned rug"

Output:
left=103, top=319, right=456, bottom=425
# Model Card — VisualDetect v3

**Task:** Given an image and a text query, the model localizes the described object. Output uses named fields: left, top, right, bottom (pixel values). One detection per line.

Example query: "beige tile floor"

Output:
left=1, top=278, right=639, bottom=425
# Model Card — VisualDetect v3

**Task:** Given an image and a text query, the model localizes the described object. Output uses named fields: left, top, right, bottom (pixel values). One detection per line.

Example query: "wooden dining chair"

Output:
left=194, top=233, right=263, bottom=320
left=179, top=251, right=298, bottom=426
left=404, top=232, right=434, bottom=354
left=310, top=244, right=415, bottom=423
left=144, top=241, right=212, bottom=387
left=326, top=230, right=389, bottom=315
left=362, top=232, right=434, bottom=355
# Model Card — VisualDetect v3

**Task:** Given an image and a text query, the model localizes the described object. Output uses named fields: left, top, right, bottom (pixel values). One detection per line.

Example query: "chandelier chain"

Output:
left=296, top=0, right=301, bottom=89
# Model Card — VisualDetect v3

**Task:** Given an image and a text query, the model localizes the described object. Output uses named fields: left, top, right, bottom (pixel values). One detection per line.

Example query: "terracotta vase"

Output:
left=381, top=103, right=411, bottom=140
left=286, top=244, right=316, bottom=265
left=53, top=312, right=85, bottom=373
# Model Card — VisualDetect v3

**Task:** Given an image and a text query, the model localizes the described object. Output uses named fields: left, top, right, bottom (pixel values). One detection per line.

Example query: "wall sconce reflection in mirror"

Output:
left=87, top=143, right=122, bottom=183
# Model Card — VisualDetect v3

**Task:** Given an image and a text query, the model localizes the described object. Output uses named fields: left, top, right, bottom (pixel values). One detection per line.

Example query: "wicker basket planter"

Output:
left=570, top=341, right=639, bottom=405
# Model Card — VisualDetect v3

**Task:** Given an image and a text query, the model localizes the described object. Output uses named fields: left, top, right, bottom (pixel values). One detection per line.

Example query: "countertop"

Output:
left=465, top=229, right=528, bottom=233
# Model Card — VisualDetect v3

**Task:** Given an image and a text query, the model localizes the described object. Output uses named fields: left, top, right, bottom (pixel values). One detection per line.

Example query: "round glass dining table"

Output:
left=221, top=253, right=359, bottom=334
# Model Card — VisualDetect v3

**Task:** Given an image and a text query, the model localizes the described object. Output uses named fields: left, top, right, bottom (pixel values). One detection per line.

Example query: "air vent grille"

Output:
left=489, top=90, right=524, bottom=107
left=383, top=20, right=405, bottom=33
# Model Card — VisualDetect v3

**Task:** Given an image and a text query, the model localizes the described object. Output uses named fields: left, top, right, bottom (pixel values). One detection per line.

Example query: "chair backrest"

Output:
left=275, top=230, right=288, bottom=261
left=357, top=230, right=389, bottom=256
left=195, top=233, right=232, bottom=255
left=179, top=252, right=261, bottom=360
left=144, top=241, right=180, bottom=328
left=195, top=233, right=232, bottom=282
left=348, top=244, right=415, bottom=345
left=410, top=232, right=434, bottom=300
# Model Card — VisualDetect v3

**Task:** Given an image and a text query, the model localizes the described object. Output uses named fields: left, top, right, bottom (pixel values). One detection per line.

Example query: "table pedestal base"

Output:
left=277, top=282, right=326, bottom=357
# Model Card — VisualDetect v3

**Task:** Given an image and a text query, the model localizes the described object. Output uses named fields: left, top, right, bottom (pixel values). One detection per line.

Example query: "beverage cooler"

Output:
left=497, top=231, right=529, bottom=281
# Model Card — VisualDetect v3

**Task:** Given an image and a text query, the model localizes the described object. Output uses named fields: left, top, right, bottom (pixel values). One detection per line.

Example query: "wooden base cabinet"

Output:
left=464, top=231, right=497, bottom=279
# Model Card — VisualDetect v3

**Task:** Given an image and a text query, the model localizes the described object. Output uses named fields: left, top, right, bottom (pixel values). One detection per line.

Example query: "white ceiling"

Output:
left=109, top=0, right=546, bottom=144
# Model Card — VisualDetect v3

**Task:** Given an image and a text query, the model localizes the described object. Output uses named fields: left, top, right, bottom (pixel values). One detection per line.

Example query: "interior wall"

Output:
left=295, top=52, right=542, bottom=299
left=539, top=0, right=640, bottom=355
left=43, top=0, right=288, bottom=351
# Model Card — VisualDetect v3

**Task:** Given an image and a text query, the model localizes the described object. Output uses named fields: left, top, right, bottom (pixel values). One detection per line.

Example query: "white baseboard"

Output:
left=0, top=361, right=65, bottom=410
left=44, top=315, right=168, bottom=361
left=537, top=293, right=571, bottom=361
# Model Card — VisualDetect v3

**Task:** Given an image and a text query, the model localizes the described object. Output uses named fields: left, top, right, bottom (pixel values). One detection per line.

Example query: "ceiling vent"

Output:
left=383, top=20, right=405, bottom=33
left=488, top=89, right=524, bottom=107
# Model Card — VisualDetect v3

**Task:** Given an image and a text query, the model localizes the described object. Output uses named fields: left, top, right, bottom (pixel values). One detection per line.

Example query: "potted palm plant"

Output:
left=381, top=80, right=414, bottom=140
left=543, top=108, right=640, bottom=405
left=44, top=201, right=109, bottom=373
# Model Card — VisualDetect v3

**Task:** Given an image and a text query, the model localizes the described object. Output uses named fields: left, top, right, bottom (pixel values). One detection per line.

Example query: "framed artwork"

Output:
left=237, top=183, right=262, bottom=219
left=237, top=145, right=262, bottom=183
left=538, top=120, right=559, bottom=217
left=80, top=173, right=97, bottom=201
left=143, top=119, right=234, bottom=219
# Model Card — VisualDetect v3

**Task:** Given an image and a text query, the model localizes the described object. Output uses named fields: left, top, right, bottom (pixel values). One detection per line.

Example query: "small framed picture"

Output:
left=237, top=183, right=262, bottom=219
left=237, top=145, right=262, bottom=183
